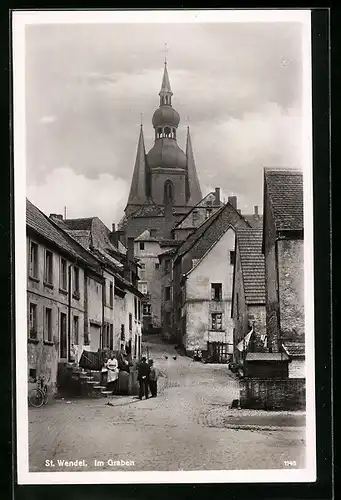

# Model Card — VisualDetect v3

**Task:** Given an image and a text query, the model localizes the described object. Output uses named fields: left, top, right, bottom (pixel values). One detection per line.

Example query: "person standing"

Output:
left=148, top=359, right=158, bottom=397
left=106, top=352, right=119, bottom=395
left=137, top=357, right=150, bottom=400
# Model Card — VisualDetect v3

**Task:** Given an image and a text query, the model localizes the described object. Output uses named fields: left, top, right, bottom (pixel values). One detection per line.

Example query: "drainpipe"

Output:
left=101, top=267, right=105, bottom=350
left=68, top=264, right=72, bottom=362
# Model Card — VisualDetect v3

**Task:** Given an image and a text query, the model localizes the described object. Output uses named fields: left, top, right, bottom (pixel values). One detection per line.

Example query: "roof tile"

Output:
left=265, top=168, right=303, bottom=231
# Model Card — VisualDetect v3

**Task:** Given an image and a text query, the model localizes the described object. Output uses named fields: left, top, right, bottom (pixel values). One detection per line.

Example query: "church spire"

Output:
left=185, top=127, right=202, bottom=205
left=159, top=61, right=173, bottom=106
left=127, top=125, right=148, bottom=206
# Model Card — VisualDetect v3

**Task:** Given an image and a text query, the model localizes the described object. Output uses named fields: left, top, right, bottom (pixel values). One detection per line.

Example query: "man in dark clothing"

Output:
left=137, top=357, right=150, bottom=400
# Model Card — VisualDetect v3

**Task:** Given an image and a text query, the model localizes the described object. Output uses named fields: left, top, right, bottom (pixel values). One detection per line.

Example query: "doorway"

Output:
left=207, top=342, right=229, bottom=363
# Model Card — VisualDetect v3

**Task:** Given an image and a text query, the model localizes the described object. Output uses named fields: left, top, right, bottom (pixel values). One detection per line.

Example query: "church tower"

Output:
left=122, top=61, right=202, bottom=238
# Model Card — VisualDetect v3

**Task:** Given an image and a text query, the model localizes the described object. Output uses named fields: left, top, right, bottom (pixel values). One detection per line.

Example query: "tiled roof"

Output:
left=265, top=168, right=303, bottom=231
left=237, top=228, right=266, bottom=304
left=64, top=217, right=94, bottom=230
left=282, top=342, right=305, bottom=357
left=27, top=200, right=100, bottom=271
left=159, top=239, right=181, bottom=247
left=246, top=352, right=289, bottom=362
left=27, top=199, right=79, bottom=258
left=243, top=214, right=263, bottom=229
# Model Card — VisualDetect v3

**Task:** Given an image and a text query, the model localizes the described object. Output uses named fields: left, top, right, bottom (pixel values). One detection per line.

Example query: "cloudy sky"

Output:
left=25, top=20, right=304, bottom=227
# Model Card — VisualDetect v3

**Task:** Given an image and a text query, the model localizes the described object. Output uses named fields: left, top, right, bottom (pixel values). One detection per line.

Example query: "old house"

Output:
left=27, top=200, right=103, bottom=395
left=50, top=215, right=143, bottom=361
left=262, top=168, right=305, bottom=374
left=172, top=200, right=251, bottom=358
left=231, top=227, right=266, bottom=364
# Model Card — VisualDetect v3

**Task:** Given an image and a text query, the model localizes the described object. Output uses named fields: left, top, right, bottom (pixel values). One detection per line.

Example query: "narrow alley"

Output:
left=28, top=337, right=306, bottom=472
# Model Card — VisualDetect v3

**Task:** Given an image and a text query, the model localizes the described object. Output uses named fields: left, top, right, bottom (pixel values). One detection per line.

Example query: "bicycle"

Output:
left=28, top=376, right=48, bottom=408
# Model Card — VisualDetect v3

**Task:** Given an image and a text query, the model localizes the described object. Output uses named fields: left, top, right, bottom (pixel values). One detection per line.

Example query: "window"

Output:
left=121, top=324, right=125, bottom=341
left=143, top=304, right=151, bottom=316
left=206, top=208, right=212, bottom=219
left=211, top=312, right=223, bottom=331
left=129, top=313, right=133, bottom=331
left=102, top=323, right=109, bottom=349
left=60, top=258, right=67, bottom=290
left=165, top=259, right=171, bottom=273
left=29, top=303, right=37, bottom=339
left=164, top=181, right=174, bottom=205
left=73, top=315, right=79, bottom=345
left=230, top=251, right=235, bottom=266
left=44, top=250, right=53, bottom=284
left=73, top=267, right=80, bottom=297
left=165, top=286, right=171, bottom=301
left=29, top=368, right=36, bottom=383
left=60, top=312, right=67, bottom=357
left=139, top=263, right=146, bottom=279
left=139, top=242, right=145, bottom=250
left=211, top=283, right=222, bottom=301
left=29, top=242, right=39, bottom=279
left=44, top=307, right=53, bottom=342
left=155, top=263, right=160, bottom=269
left=138, top=300, right=141, bottom=321
left=134, top=297, right=137, bottom=319
left=165, top=312, right=171, bottom=326
left=138, top=282, right=147, bottom=294
left=109, top=281, right=113, bottom=307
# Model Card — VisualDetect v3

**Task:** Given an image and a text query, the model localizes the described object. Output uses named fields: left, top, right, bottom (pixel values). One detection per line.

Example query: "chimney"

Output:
left=50, top=213, right=63, bottom=220
left=127, top=237, right=134, bottom=263
left=112, top=223, right=116, bottom=232
left=254, top=205, right=259, bottom=216
left=228, top=196, right=237, bottom=209
left=214, top=187, right=220, bottom=205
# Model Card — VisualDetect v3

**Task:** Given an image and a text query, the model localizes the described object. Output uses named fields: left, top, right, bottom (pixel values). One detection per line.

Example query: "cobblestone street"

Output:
left=29, top=338, right=306, bottom=472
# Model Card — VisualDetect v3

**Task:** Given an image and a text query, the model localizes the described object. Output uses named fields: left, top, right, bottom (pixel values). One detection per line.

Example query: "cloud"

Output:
left=27, top=167, right=129, bottom=228
left=40, top=115, right=57, bottom=124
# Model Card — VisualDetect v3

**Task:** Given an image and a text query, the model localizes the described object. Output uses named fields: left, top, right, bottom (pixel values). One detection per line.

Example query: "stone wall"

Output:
left=278, top=239, right=304, bottom=341
left=240, top=378, right=306, bottom=410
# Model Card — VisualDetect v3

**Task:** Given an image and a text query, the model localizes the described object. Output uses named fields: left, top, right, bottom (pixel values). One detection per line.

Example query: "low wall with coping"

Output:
left=240, top=377, right=305, bottom=410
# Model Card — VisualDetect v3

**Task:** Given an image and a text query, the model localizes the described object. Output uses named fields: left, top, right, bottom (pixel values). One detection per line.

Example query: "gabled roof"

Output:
left=237, top=227, right=266, bottom=304
left=27, top=200, right=101, bottom=272
left=282, top=342, right=305, bottom=357
left=243, top=214, right=263, bottom=229
left=175, top=201, right=251, bottom=263
left=135, top=230, right=158, bottom=242
left=264, top=168, right=303, bottom=232
left=174, top=191, right=222, bottom=229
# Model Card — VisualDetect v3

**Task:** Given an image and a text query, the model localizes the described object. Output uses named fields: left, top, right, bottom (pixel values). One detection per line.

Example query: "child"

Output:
left=148, top=359, right=158, bottom=397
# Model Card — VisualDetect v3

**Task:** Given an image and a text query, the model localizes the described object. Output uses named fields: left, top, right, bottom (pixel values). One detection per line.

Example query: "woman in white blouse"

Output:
left=106, top=352, right=119, bottom=395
